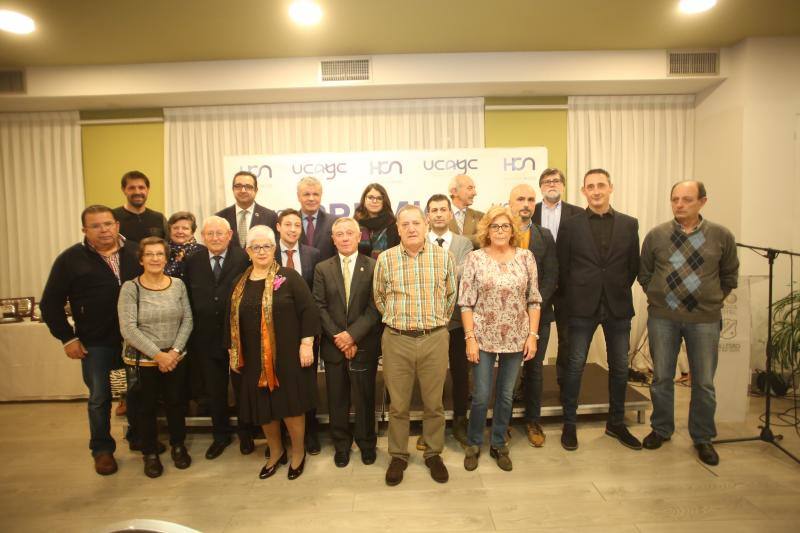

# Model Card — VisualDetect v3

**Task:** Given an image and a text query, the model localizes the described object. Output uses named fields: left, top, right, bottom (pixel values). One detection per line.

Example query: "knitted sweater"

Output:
left=639, top=218, right=739, bottom=323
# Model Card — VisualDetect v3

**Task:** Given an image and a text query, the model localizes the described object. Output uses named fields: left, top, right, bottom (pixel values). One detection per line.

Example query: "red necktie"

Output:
left=285, top=249, right=295, bottom=269
left=305, top=216, right=316, bottom=246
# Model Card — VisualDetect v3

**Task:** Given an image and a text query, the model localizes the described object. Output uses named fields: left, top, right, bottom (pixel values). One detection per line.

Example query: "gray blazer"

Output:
left=432, top=232, right=473, bottom=329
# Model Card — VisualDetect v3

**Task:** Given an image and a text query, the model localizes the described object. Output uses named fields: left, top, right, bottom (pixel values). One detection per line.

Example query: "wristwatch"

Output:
left=528, top=332, right=540, bottom=339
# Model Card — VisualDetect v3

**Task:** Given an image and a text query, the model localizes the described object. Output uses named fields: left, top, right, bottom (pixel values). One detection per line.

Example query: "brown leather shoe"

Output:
left=526, top=421, right=546, bottom=447
left=94, top=452, right=118, bottom=476
left=114, top=399, right=126, bottom=417
left=385, top=457, right=407, bottom=486
left=425, top=455, right=449, bottom=483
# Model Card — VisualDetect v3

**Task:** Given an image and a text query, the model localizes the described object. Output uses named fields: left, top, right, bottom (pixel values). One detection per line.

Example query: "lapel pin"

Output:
left=254, top=212, right=260, bottom=217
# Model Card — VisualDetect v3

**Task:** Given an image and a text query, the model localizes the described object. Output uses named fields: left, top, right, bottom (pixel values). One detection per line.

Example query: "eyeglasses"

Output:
left=250, top=244, right=275, bottom=254
left=233, top=184, right=255, bottom=191
left=540, top=178, right=563, bottom=186
left=489, top=223, right=512, bottom=232
left=366, top=195, right=383, bottom=202
left=143, top=252, right=166, bottom=258
left=85, top=221, right=116, bottom=231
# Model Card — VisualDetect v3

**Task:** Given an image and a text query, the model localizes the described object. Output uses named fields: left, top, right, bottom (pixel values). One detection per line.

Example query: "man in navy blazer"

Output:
left=313, top=217, right=382, bottom=467
left=557, top=168, right=641, bottom=452
left=215, top=171, right=278, bottom=248
left=532, top=168, right=584, bottom=387
left=297, top=176, right=338, bottom=260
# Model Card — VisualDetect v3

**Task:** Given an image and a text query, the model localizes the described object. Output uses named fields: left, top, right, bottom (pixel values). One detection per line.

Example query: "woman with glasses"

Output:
left=118, top=237, right=194, bottom=478
left=226, top=225, right=320, bottom=480
left=164, top=211, right=203, bottom=279
left=353, top=183, right=400, bottom=259
left=459, top=206, right=542, bottom=472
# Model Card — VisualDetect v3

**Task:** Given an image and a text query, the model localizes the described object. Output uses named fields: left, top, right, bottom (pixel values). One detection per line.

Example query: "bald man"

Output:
left=508, top=183, right=559, bottom=447
left=447, top=174, right=484, bottom=249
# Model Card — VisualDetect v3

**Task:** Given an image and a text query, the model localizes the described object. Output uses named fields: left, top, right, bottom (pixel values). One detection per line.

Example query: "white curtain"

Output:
left=567, top=95, right=695, bottom=367
left=0, top=112, right=85, bottom=299
left=164, top=97, right=485, bottom=217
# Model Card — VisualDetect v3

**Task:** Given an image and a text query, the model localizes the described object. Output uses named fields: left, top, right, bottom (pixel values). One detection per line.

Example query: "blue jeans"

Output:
left=561, top=315, right=631, bottom=425
left=468, top=350, right=523, bottom=448
left=522, top=322, right=552, bottom=422
left=648, top=316, right=720, bottom=444
left=80, top=345, right=123, bottom=456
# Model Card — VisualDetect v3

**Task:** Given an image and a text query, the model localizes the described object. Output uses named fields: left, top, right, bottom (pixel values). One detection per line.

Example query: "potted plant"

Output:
left=766, top=289, right=800, bottom=395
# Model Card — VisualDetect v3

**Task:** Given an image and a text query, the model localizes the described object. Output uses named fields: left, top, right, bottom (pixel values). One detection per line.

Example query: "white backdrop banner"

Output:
left=223, top=147, right=548, bottom=216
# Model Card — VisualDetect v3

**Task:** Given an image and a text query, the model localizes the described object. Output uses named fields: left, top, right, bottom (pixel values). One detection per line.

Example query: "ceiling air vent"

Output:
left=0, top=70, right=25, bottom=93
left=320, top=58, right=371, bottom=82
left=667, top=50, right=719, bottom=76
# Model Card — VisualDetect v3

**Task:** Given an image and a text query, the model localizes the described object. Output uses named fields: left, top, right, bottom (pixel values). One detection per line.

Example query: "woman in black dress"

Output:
left=227, top=225, right=320, bottom=480
left=354, top=183, right=400, bottom=259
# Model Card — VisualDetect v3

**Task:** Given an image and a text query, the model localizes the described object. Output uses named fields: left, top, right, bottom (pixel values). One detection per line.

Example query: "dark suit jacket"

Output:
left=526, top=224, right=558, bottom=323
left=275, top=241, right=320, bottom=290
left=183, top=245, right=250, bottom=358
left=299, top=209, right=338, bottom=260
left=215, top=202, right=278, bottom=249
left=313, top=253, right=382, bottom=365
left=532, top=200, right=583, bottom=234
left=557, top=208, right=640, bottom=319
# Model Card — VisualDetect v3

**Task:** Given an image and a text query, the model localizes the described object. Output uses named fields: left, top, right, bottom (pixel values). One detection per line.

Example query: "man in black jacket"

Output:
left=509, top=183, right=559, bottom=448
left=557, top=169, right=641, bottom=452
left=216, top=171, right=278, bottom=248
left=297, top=176, right=338, bottom=260
left=40, top=205, right=143, bottom=475
left=184, top=215, right=250, bottom=459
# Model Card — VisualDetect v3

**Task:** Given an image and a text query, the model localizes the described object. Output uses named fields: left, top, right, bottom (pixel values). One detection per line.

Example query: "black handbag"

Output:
left=124, top=281, right=143, bottom=393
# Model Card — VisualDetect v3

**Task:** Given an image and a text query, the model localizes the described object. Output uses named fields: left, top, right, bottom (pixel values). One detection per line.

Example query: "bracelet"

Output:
left=528, top=332, right=540, bottom=339
left=463, top=329, right=474, bottom=335
left=465, top=333, right=476, bottom=341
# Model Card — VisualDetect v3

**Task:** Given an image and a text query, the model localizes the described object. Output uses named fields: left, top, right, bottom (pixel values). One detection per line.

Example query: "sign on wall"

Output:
left=223, top=147, right=548, bottom=216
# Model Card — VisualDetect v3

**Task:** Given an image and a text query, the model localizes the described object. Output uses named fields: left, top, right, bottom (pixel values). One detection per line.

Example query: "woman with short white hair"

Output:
left=226, top=225, right=321, bottom=480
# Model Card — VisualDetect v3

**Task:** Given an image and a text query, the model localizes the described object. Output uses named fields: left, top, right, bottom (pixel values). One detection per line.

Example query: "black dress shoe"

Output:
left=305, top=432, right=321, bottom=455
left=695, top=443, right=720, bottom=466
left=171, top=445, right=192, bottom=469
left=239, top=436, right=255, bottom=455
left=605, top=423, right=643, bottom=450
left=642, top=431, right=671, bottom=450
left=143, top=454, right=163, bottom=478
left=561, top=424, right=578, bottom=451
left=288, top=453, right=306, bottom=480
left=334, top=450, right=350, bottom=468
left=361, top=448, right=377, bottom=465
left=130, top=440, right=167, bottom=454
left=259, top=449, right=288, bottom=479
left=205, top=439, right=231, bottom=460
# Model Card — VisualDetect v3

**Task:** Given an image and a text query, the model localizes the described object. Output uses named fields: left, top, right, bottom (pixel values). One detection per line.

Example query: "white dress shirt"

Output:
left=280, top=240, right=303, bottom=276
left=235, top=203, right=255, bottom=230
left=541, top=201, right=563, bottom=241
left=427, top=230, right=453, bottom=251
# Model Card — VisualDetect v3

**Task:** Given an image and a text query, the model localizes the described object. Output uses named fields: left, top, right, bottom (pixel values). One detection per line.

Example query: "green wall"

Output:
left=81, top=120, right=165, bottom=212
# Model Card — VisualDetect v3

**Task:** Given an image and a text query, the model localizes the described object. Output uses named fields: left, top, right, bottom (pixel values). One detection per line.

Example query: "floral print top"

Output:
left=458, top=247, right=542, bottom=353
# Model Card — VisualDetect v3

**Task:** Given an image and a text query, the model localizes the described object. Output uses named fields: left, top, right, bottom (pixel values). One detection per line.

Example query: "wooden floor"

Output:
left=1, top=382, right=798, bottom=532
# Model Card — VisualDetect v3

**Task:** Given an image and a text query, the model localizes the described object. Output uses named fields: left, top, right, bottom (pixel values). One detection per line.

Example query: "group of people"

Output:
left=40, top=165, right=738, bottom=485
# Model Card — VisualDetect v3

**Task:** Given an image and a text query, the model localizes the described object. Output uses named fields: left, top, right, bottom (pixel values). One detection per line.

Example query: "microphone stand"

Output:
left=713, top=242, right=799, bottom=464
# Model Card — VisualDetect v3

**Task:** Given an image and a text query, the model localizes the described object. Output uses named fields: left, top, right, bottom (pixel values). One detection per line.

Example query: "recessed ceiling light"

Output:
left=289, top=0, right=322, bottom=26
left=678, top=0, right=717, bottom=14
left=0, top=10, right=35, bottom=34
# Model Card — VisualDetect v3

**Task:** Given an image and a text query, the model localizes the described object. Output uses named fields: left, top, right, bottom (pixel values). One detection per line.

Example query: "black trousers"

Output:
left=447, top=327, right=470, bottom=417
left=305, top=339, right=320, bottom=439
left=553, top=300, right=571, bottom=385
left=136, top=360, right=187, bottom=455
left=201, top=353, right=250, bottom=443
left=324, top=358, right=377, bottom=453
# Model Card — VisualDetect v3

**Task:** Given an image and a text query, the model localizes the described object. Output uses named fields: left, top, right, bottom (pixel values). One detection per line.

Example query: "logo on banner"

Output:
left=240, top=164, right=273, bottom=180
left=504, top=157, right=537, bottom=172
left=291, top=161, right=348, bottom=181
left=370, top=160, right=404, bottom=176
left=423, top=159, right=479, bottom=172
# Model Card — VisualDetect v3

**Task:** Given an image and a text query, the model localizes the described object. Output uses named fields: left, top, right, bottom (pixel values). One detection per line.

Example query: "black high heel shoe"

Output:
left=258, top=449, right=287, bottom=479
left=287, top=453, right=306, bottom=480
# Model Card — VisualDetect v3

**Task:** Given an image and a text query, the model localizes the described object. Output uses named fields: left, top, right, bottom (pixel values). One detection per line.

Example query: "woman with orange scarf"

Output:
left=226, top=225, right=320, bottom=480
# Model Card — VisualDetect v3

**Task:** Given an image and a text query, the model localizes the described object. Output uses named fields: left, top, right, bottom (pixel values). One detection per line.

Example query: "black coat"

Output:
left=526, top=224, right=559, bottom=323
left=313, top=254, right=382, bottom=365
left=184, top=245, right=250, bottom=358
left=215, top=203, right=278, bottom=249
left=532, top=200, right=584, bottom=236
left=299, top=209, right=338, bottom=260
left=40, top=240, right=142, bottom=345
left=557, top=209, right=640, bottom=319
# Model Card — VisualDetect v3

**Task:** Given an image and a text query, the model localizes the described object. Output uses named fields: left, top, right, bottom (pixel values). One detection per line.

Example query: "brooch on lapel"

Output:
left=273, top=275, right=287, bottom=291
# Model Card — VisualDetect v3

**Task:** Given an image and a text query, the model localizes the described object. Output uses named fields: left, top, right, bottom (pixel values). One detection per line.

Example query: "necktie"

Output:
left=212, top=255, right=222, bottom=282
left=342, top=256, right=351, bottom=310
left=285, top=249, right=295, bottom=270
left=305, top=215, right=315, bottom=246
left=455, top=210, right=465, bottom=233
left=238, top=209, right=249, bottom=248
left=436, top=238, right=445, bottom=247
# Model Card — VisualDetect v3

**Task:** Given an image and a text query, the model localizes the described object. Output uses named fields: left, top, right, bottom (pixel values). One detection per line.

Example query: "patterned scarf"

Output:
left=228, top=262, right=280, bottom=390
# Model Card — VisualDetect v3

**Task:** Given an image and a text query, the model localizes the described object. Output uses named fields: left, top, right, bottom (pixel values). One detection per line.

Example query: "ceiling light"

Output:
left=678, top=0, right=717, bottom=14
left=289, top=0, right=322, bottom=26
left=0, top=10, right=35, bottom=34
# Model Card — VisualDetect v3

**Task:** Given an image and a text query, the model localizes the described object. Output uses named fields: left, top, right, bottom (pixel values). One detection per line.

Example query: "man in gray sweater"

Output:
left=638, top=180, right=739, bottom=466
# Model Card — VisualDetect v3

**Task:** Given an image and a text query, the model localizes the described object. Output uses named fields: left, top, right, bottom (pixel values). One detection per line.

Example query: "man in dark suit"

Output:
left=532, top=168, right=583, bottom=387
left=508, top=183, right=558, bottom=448
left=275, top=207, right=323, bottom=454
left=557, top=168, right=641, bottom=452
left=184, top=215, right=251, bottom=460
left=215, top=171, right=278, bottom=248
left=313, top=217, right=382, bottom=467
left=297, top=176, right=338, bottom=260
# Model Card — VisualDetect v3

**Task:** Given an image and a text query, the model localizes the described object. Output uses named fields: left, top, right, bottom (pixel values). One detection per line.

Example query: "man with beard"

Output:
left=112, top=170, right=168, bottom=243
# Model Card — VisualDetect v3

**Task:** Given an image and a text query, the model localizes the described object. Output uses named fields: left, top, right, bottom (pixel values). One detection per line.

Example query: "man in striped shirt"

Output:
left=374, top=205, right=457, bottom=486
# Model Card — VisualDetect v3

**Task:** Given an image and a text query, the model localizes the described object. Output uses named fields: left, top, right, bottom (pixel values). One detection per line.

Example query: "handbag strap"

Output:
left=133, top=279, right=141, bottom=368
